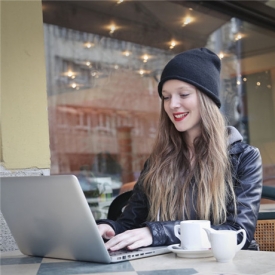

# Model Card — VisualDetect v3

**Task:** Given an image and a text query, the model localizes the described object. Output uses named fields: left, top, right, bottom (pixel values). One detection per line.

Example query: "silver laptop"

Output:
left=0, top=175, right=169, bottom=263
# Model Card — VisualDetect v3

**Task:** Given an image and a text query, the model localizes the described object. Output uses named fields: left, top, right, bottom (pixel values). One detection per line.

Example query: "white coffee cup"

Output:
left=174, top=220, right=211, bottom=250
left=204, top=228, right=247, bottom=263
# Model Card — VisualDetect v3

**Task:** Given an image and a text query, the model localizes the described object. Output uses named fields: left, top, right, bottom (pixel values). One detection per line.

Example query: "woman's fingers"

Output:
left=97, top=224, right=115, bottom=240
left=104, top=229, right=115, bottom=239
left=104, top=231, right=129, bottom=250
left=105, top=227, right=152, bottom=251
left=98, top=225, right=153, bottom=251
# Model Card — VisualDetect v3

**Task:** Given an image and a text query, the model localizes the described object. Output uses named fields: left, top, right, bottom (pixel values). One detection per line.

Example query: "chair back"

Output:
left=107, top=191, right=133, bottom=220
left=255, top=185, right=275, bottom=251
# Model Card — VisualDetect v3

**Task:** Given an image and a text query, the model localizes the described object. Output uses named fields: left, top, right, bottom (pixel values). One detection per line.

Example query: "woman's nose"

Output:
left=170, top=96, right=180, bottom=109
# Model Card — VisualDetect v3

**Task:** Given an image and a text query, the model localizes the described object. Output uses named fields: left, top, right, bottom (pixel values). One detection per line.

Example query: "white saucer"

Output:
left=168, top=244, right=213, bottom=258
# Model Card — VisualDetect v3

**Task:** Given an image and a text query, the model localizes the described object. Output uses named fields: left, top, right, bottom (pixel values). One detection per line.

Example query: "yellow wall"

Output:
left=0, top=0, right=2, bottom=162
left=1, top=0, right=50, bottom=170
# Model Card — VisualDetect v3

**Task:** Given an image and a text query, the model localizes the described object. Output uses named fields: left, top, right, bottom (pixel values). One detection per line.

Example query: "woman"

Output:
left=97, top=48, right=263, bottom=251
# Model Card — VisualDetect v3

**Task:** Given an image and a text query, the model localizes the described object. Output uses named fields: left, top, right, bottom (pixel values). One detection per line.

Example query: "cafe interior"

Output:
left=1, top=0, right=275, bottom=259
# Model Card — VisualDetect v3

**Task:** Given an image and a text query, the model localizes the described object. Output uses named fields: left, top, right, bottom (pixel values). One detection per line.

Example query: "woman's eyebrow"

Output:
left=177, top=86, right=193, bottom=91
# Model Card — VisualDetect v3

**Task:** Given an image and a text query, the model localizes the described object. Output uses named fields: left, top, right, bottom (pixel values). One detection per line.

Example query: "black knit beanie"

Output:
left=158, top=48, right=221, bottom=108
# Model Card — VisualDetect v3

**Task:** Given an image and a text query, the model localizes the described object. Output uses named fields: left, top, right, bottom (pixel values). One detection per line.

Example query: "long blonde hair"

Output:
left=141, top=90, right=236, bottom=225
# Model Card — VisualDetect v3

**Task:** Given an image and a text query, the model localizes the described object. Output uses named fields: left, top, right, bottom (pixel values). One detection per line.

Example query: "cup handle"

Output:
left=174, top=224, right=181, bottom=241
left=236, top=229, right=247, bottom=252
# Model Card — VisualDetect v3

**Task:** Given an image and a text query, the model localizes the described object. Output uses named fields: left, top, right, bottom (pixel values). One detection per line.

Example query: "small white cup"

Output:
left=204, top=229, right=247, bottom=263
left=174, top=220, right=211, bottom=250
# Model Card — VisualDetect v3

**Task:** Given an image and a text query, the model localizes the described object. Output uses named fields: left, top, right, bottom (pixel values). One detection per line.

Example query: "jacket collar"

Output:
left=227, top=126, right=244, bottom=155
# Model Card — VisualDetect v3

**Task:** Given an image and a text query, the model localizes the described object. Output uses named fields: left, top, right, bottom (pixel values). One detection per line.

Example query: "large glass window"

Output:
left=42, top=1, right=275, bottom=217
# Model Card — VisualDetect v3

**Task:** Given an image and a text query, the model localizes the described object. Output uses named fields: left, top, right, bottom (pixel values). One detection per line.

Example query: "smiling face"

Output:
left=162, top=79, right=202, bottom=144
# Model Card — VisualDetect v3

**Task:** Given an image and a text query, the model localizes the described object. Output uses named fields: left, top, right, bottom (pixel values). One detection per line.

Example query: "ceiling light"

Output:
left=143, top=54, right=149, bottom=62
left=139, top=70, right=144, bottom=75
left=183, top=17, right=193, bottom=26
left=257, top=82, right=261, bottom=86
left=170, top=41, right=176, bottom=49
left=84, top=42, right=94, bottom=48
left=109, top=24, right=116, bottom=34
left=123, top=51, right=131, bottom=57
left=117, top=0, right=124, bottom=3
left=137, top=69, right=150, bottom=76
left=66, top=71, right=76, bottom=78
left=218, top=53, right=224, bottom=59
left=243, top=78, right=247, bottom=82
left=235, top=34, right=242, bottom=41
left=71, top=83, right=77, bottom=89
left=86, top=61, right=91, bottom=66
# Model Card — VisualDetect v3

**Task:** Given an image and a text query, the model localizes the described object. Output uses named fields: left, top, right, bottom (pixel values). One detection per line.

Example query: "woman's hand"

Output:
left=105, top=227, right=153, bottom=251
left=97, top=224, right=115, bottom=240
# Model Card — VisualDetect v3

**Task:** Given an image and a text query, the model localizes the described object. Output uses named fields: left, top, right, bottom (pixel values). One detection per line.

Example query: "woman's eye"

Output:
left=180, top=94, right=189, bottom=98
left=162, top=96, right=169, bottom=100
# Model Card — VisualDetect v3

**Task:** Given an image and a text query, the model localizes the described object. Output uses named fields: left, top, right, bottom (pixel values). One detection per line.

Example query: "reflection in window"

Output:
left=43, top=1, right=275, bottom=217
